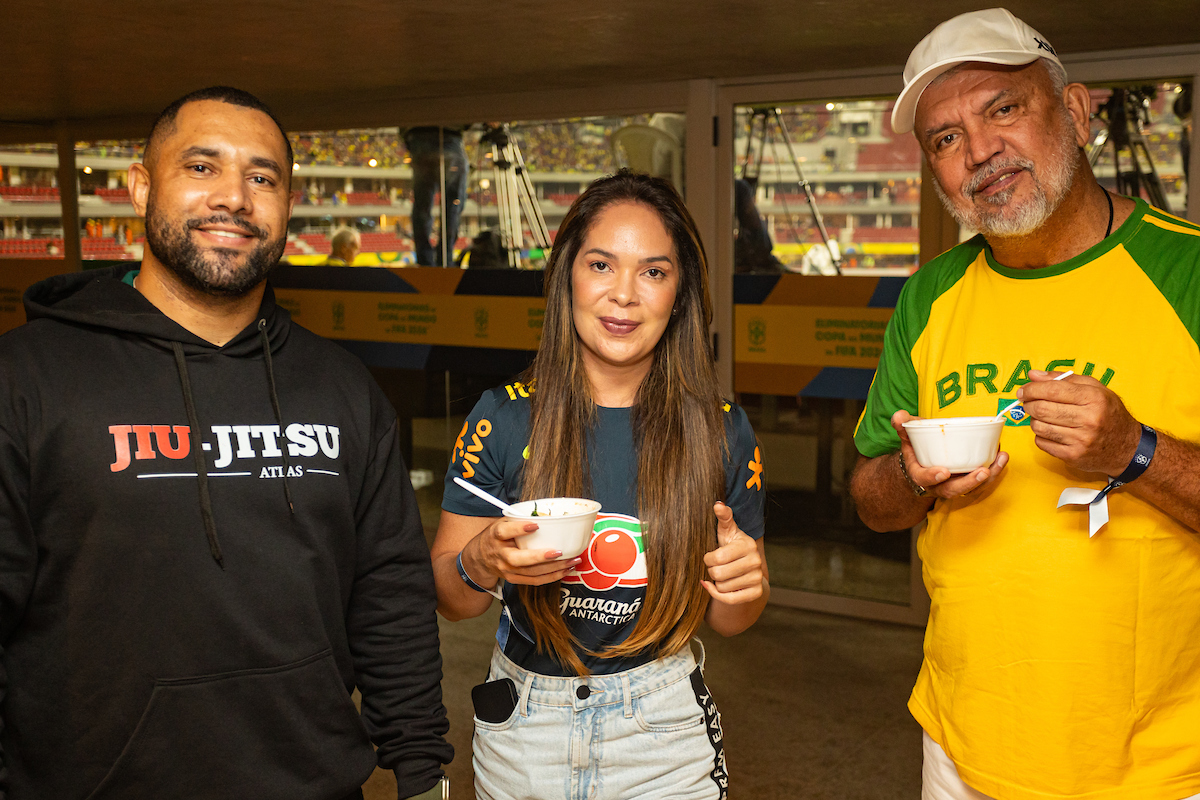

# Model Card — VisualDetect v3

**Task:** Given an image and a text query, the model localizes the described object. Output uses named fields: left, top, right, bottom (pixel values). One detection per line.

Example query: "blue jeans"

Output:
left=406, top=128, right=468, bottom=266
left=473, top=642, right=727, bottom=800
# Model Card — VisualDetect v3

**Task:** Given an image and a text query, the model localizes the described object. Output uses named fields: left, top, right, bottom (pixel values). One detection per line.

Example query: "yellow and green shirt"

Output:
left=855, top=199, right=1200, bottom=800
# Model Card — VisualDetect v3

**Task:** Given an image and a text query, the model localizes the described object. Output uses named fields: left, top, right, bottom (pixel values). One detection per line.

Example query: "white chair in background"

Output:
left=610, top=124, right=683, bottom=192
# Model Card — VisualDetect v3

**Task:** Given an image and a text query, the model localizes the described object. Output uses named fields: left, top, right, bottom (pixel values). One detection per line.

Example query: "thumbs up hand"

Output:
left=702, top=502, right=765, bottom=606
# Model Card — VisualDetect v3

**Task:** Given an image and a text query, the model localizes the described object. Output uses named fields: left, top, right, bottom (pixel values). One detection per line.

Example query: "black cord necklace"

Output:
left=1104, top=190, right=1114, bottom=238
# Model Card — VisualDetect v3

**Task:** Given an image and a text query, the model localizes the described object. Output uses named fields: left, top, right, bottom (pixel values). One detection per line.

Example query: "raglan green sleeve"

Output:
left=1124, top=205, right=1200, bottom=351
left=853, top=241, right=980, bottom=458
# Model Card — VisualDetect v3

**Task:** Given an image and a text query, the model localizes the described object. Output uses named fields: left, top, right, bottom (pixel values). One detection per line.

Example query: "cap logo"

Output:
left=1034, top=37, right=1057, bottom=56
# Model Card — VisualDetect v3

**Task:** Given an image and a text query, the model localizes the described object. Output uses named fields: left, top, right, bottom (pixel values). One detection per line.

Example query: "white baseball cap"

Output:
left=891, top=8, right=1064, bottom=134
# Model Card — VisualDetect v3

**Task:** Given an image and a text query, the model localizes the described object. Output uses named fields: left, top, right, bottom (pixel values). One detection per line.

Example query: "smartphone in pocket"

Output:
left=471, top=677, right=519, bottom=724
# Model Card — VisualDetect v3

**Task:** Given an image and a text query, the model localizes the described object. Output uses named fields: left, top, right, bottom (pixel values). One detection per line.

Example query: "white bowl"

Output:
left=901, top=416, right=1005, bottom=473
left=502, top=497, right=601, bottom=560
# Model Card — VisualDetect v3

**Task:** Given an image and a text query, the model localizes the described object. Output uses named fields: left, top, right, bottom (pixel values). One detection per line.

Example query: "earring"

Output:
left=671, top=305, right=679, bottom=316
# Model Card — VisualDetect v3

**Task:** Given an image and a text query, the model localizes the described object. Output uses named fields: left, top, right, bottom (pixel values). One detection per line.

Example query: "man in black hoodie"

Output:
left=0, top=87, right=452, bottom=799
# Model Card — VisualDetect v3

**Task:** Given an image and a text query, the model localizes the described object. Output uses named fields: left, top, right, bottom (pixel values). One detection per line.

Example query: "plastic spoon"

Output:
left=996, top=370, right=1074, bottom=419
left=453, top=476, right=512, bottom=513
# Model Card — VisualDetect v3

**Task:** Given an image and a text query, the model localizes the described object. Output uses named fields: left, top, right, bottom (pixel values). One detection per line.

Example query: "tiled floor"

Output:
left=365, top=603, right=926, bottom=799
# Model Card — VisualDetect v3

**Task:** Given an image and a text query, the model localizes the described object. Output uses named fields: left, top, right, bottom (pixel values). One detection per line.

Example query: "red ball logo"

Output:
left=589, top=531, right=638, bottom=576
left=564, top=516, right=644, bottom=591
left=580, top=570, right=619, bottom=591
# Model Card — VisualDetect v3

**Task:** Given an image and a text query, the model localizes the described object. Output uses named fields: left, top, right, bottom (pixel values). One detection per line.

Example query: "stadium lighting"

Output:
left=480, top=178, right=491, bottom=190
left=825, top=103, right=834, bottom=111
left=82, top=166, right=92, bottom=174
left=292, top=163, right=300, bottom=171
left=368, top=158, right=378, bottom=167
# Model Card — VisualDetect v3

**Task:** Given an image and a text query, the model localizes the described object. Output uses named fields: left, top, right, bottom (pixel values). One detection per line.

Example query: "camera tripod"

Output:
left=1088, top=87, right=1172, bottom=213
left=479, top=125, right=551, bottom=268
left=741, top=106, right=842, bottom=274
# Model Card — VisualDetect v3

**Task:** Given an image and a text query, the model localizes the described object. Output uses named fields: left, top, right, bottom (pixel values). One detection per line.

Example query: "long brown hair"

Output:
left=518, top=170, right=727, bottom=675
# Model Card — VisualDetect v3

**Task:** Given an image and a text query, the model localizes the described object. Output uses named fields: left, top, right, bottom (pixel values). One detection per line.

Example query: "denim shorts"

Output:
left=473, top=641, right=728, bottom=800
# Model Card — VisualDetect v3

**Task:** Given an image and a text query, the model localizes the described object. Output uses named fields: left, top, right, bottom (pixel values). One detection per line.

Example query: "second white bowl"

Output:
left=901, top=416, right=1005, bottom=473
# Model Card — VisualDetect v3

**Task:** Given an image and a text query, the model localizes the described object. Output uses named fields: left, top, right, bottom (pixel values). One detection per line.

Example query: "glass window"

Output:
left=0, top=143, right=64, bottom=259
left=465, top=115, right=684, bottom=269
left=731, top=98, right=920, bottom=606
left=75, top=140, right=144, bottom=261
left=284, top=115, right=685, bottom=270
left=1087, top=80, right=1191, bottom=217
left=733, top=100, right=921, bottom=276
left=285, top=128, right=407, bottom=265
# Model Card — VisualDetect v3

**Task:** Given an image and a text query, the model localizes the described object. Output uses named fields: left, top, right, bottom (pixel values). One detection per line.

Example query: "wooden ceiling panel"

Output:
left=2, top=0, right=1198, bottom=135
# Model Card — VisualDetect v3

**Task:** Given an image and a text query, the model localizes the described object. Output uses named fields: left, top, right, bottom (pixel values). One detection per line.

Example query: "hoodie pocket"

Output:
left=85, top=650, right=376, bottom=800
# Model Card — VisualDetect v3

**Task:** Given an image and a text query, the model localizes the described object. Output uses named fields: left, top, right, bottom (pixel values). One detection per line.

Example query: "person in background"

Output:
left=433, top=170, right=768, bottom=800
left=0, top=86, right=452, bottom=800
left=850, top=9, right=1200, bottom=800
left=325, top=226, right=361, bottom=266
left=403, top=126, right=468, bottom=266
left=733, top=178, right=784, bottom=273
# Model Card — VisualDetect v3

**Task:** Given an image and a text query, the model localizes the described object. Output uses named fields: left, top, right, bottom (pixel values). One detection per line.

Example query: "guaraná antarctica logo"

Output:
left=562, top=513, right=648, bottom=591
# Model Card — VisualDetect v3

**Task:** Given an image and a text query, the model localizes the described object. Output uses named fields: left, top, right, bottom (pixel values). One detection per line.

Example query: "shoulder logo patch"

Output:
left=746, top=446, right=764, bottom=491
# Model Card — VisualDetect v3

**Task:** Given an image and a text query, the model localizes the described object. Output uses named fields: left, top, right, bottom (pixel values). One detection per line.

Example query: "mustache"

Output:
left=186, top=215, right=268, bottom=240
left=963, top=157, right=1035, bottom=198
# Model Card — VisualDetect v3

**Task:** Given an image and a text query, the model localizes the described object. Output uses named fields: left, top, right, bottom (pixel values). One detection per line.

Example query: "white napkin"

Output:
left=1057, top=486, right=1111, bottom=538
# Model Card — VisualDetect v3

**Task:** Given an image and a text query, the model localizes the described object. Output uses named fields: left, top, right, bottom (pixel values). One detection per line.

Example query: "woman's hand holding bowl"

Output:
left=464, top=517, right=584, bottom=588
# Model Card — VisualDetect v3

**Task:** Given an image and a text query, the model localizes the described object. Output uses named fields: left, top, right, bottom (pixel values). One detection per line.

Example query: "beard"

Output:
left=934, top=113, right=1080, bottom=240
left=144, top=198, right=285, bottom=298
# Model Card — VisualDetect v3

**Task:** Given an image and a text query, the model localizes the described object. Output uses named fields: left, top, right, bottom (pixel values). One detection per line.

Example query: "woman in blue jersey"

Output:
left=432, top=170, right=768, bottom=800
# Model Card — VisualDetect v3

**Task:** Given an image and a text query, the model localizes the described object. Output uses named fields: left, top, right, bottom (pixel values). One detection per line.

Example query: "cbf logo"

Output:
left=563, top=513, right=647, bottom=591
left=332, top=301, right=345, bottom=331
left=474, top=307, right=489, bottom=338
left=748, top=318, right=766, bottom=352
left=997, top=398, right=1032, bottom=427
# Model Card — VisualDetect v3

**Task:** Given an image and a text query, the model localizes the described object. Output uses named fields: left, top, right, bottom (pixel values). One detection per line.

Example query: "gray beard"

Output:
left=934, top=119, right=1080, bottom=240
left=144, top=199, right=285, bottom=298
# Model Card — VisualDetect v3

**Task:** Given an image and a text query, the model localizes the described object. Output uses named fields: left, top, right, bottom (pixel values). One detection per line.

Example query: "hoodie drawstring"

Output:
left=172, top=342, right=224, bottom=568
left=259, top=319, right=296, bottom=515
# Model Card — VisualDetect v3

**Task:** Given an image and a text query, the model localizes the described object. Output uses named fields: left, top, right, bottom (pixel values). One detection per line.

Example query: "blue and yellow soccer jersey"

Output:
left=855, top=199, right=1200, bottom=800
left=443, top=382, right=765, bottom=676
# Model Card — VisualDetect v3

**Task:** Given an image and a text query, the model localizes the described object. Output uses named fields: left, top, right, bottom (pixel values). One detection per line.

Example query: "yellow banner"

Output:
left=773, top=242, right=919, bottom=256
left=274, top=288, right=545, bottom=350
left=284, top=253, right=409, bottom=267
left=734, top=304, right=894, bottom=368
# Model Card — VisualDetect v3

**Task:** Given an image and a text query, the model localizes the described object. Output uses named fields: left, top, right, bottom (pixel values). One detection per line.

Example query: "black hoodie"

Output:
left=0, top=265, right=452, bottom=799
